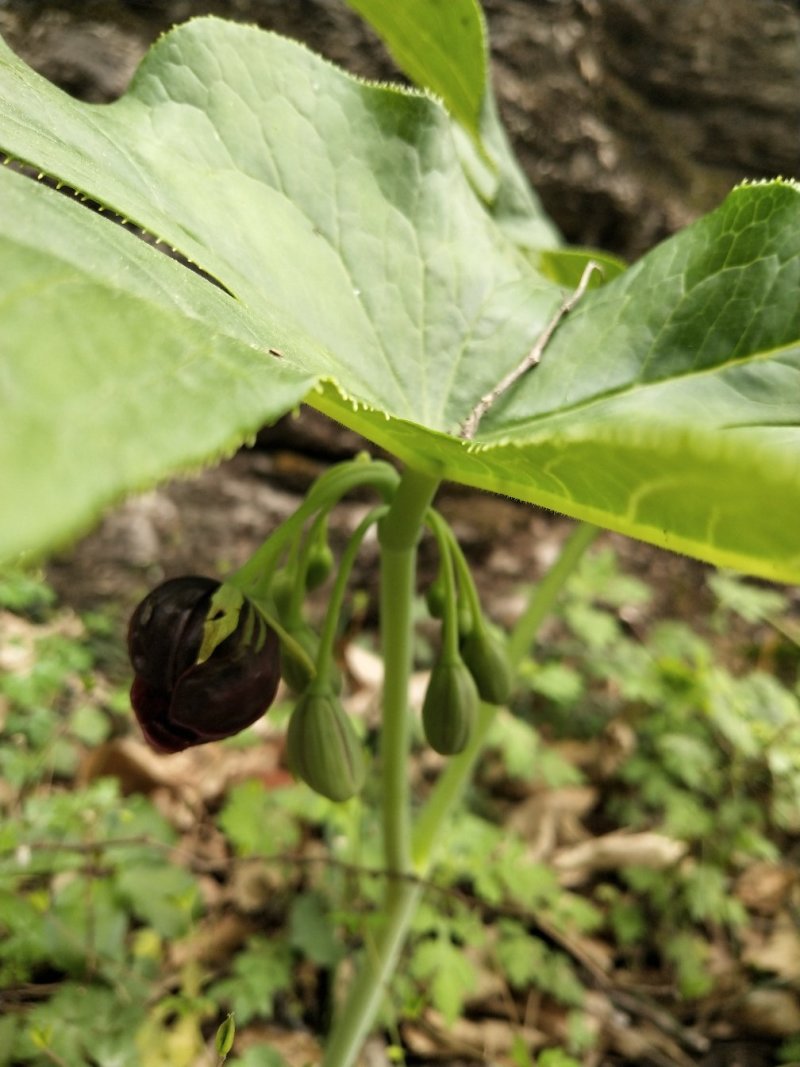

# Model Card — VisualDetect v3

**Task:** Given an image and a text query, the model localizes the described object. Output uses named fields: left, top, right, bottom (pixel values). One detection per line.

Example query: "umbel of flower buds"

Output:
left=128, top=576, right=281, bottom=753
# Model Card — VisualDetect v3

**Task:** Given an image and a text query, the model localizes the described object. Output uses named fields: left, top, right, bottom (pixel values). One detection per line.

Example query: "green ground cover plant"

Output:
left=1, top=558, right=799, bottom=1064
left=1, top=0, right=799, bottom=1063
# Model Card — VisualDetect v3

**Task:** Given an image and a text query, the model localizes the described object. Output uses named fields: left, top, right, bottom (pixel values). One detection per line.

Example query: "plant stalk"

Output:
left=228, top=457, right=399, bottom=600
left=321, top=466, right=438, bottom=1067
left=322, top=514, right=598, bottom=1067
left=506, top=521, right=599, bottom=669
left=377, top=468, right=440, bottom=887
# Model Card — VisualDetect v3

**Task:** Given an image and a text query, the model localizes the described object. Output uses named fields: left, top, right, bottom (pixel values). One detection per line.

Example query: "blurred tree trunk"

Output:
left=485, top=0, right=800, bottom=258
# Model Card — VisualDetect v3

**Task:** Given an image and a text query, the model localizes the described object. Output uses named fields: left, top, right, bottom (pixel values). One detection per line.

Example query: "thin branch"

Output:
left=459, top=260, right=601, bottom=440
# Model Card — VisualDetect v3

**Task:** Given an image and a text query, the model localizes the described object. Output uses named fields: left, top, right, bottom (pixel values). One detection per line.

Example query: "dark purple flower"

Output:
left=127, top=576, right=280, bottom=753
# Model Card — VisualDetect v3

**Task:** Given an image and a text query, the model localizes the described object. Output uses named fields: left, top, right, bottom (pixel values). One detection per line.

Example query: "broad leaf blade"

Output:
left=0, top=166, right=315, bottom=561
left=344, top=0, right=488, bottom=141
left=342, top=0, right=560, bottom=250
left=315, top=180, right=800, bottom=581
left=0, top=20, right=557, bottom=423
left=488, top=180, right=800, bottom=435
left=0, top=21, right=798, bottom=582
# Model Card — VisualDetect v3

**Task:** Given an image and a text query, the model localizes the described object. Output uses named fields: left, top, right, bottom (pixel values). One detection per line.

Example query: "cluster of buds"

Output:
left=126, top=461, right=514, bottom=799
left=421, top=520, right=513, bottom=755
left=127, top=561, right=367, bottom=805
left=127, top=482, right=372, bottom=803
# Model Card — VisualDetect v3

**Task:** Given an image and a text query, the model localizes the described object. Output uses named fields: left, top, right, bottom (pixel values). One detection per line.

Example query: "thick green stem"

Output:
left=377, top=470, right=440, bottom=883
left=321, top=515, right=597, bottom=1067
left=320, top=467, right=438, bottom=1067
left=322, top=879, right=423, bottom=1067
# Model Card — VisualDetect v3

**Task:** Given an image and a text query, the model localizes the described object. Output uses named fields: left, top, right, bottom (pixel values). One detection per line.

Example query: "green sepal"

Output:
left=215, top=1014, right=235, bottom=1060
left=287, top=688, right=367, bottom=801
left=425, top=572, right=447, bottom=619
left=197, top=584, right=246, bottom=665
left=422, top=656, right=479, bottom=756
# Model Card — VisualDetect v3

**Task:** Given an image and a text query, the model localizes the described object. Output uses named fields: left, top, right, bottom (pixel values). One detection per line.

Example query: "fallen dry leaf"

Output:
left=741, top=912, right=800, bottom=982
left=735, top=861, right=796, bottom=915
left=506, top=785, right=597, bottom=861
left=227, top=860, right=290, bottom=915
left=607, top=1016, right=695, bottom=1067
left=0, top=608, right=83, bottom=673
left=170, top=911, right=256, bottom=969
left=81, top=732, right=287, bottom=811
left=553, top=831, right=688, bottom=886
left=235, top=1023, right=322, bottom=1066
left=403, top=1009, right=546, bottom=1062
left=737, top=987, right=800, bottom=1037
left=549, top=721, right=635, bottom=781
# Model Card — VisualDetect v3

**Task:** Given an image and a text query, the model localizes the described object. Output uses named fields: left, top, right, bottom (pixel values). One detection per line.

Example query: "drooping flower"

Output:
left=128, top=576, right=280, bottom=753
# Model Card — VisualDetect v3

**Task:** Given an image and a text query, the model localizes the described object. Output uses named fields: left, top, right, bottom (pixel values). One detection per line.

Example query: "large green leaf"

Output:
left=345, top=0, right=561, bottom=250
left=0, top=19, right=798, bottom=581
left=343, top=0, right=488, bottom=141
left=0, top=17, right=558, bottom=559
left=0, top=165, right=316, bottom=559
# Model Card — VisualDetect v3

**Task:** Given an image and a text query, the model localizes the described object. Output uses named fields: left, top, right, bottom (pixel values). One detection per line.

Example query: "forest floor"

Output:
left=2, top=411, right=798, bottom=1067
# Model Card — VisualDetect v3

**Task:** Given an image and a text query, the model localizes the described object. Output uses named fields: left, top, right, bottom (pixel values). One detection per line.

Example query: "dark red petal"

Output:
left=170, top=621, right=281, bottom=742
left=129, top=582, right=281, bottom=753
left=128, top=577, right=218, bottom=691
left=130, top=676, right=198, bottom=754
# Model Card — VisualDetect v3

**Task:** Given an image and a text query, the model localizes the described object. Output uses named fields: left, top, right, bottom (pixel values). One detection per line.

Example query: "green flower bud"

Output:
left=215, top=1014, right=235, bottom=1059
left=425, top=573, right=446, bottom=619
left=305, top=542, right=335, bottom=591
left=422, top=657, right=479, bottom=756
left=271, top=568, right=295, bottom=619
left=457, top=600, right=474, bottom=639
left=287, top=688, right=367, bottom=801
left=461, top=623, right=513, bottom=705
